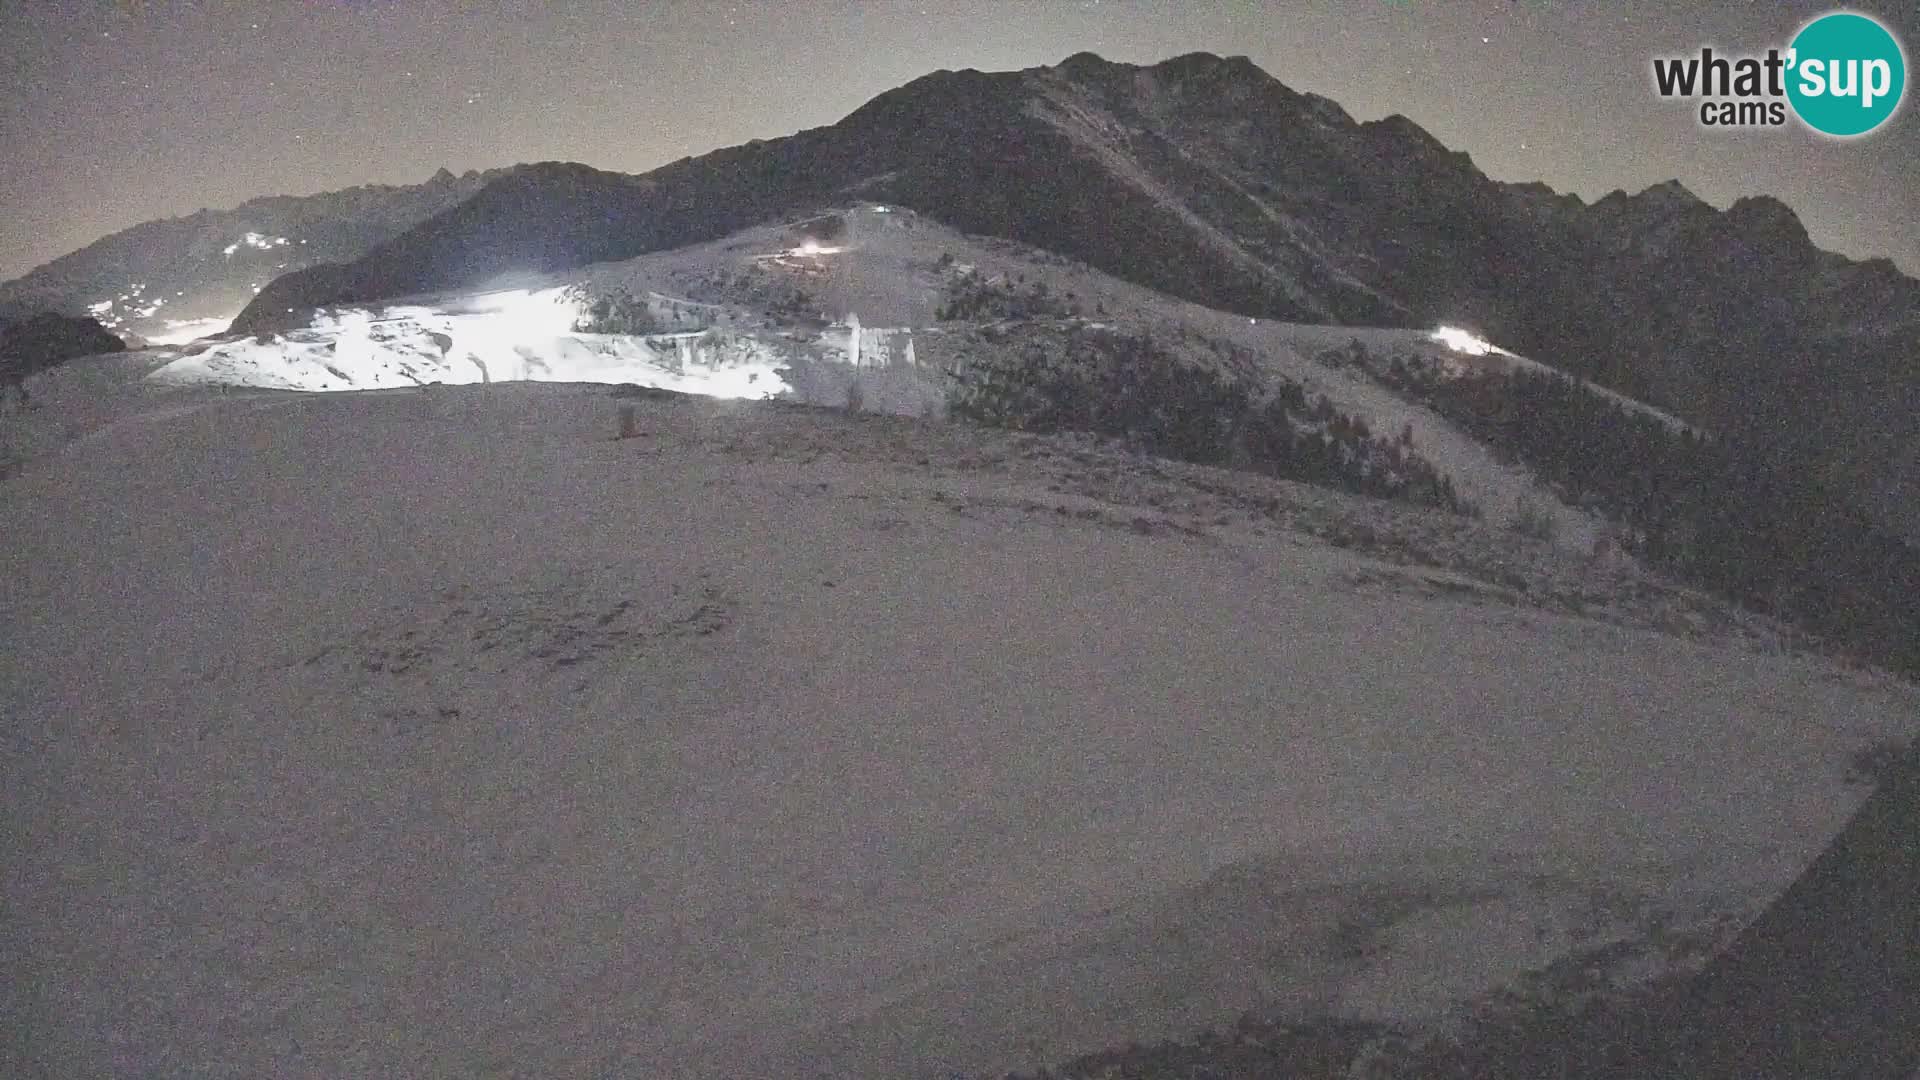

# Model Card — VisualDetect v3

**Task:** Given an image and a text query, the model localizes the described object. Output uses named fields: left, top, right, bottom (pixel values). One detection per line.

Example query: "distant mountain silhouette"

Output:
left=0, top=167, right=518, bottom=340
left=223, top=53, right=1920, bottom=538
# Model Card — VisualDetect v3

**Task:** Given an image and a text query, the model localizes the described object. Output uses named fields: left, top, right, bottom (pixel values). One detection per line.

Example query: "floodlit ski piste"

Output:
left=143, top=316, right=237, bottom=345
left=143, top=209, right=943, bottom=406
left=108, top=203, right=1707, bottom=555
left=149, top=286, right=808, bottom=399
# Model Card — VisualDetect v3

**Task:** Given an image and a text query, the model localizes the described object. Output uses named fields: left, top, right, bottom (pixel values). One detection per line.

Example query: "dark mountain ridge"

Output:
left=209, top=54, right=1920, bottom=538
left=0, top=167, right=518, bottom=340
left=235, top=52, right=1917, bottom=346
left=0, top=312, right=125, bottom=396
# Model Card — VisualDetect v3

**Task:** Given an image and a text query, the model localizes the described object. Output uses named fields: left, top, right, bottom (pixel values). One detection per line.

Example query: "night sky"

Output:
left=3, top=0, right=1916, bottom=280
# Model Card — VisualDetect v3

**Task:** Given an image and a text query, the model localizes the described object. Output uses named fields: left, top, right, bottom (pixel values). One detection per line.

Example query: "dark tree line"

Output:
left=944, top=325, right=1472, bottom=516
left=935, top=269, right=1083, bottom=322
left=1383, top=358, right=1920, bottom=676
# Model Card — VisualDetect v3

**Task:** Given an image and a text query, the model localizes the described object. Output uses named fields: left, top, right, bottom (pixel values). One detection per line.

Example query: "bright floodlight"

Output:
left=1430, top=325, right=1500, bottom=356
left=145, top=316, right=238, bottom=346
left=477, top=287, right=581, bottom=339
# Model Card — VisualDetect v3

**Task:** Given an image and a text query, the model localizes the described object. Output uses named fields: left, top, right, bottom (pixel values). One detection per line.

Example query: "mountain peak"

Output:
left=1725, top=194, right=1810, bottom=248
left=1057, top=51, right=1113, bottom=76
left=1156, top=51, right=1246, bottom=66
left=1050, top=50, right=1265, bottom=86
left=1638, top=179, right=1706, bottom=208
left=1367, top=113, right=1451, bottom=154
left=1591, top=179, right=1710, bottom=222
left=1150, top=51, right=1263, bottom=81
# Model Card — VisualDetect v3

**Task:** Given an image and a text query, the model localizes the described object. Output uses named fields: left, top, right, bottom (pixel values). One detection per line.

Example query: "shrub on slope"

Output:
left=936, top=269, right=1084, bottom=322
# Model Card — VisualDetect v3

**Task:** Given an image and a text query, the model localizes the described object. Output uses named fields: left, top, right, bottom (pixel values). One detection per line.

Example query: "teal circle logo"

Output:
left=1786, top=11, right=1906, bottom=137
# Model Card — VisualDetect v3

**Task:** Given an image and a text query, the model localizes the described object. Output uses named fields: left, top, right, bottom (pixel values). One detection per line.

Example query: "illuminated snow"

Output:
left=145, top=316, right=237, bottom=346
left=748, top=239, right=849, bottom=267
left=1430, top=325, right=1506, bottom=357
left=148, top=287, right=792, bottom=400
left=798, top=314, right=923, bottom=375
left=224, top=233, right=290, bottom=258
left=87, top=300, right=114, bottom=315
left=474, top=286, right=581, bottom=338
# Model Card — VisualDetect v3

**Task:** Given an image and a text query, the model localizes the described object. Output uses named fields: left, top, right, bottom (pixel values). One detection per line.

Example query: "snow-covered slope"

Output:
left=149, top=287, right=793, bottom=400
left=4, top=380, right=1914, bottom=1079
left=175, top=205, right=1689, bottom=551
left=574, top=206, right=1697, bottom=548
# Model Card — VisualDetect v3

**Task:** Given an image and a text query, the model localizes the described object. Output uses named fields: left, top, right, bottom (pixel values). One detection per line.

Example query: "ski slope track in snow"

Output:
left=131, top=204, right=1706, bottom=554
left=4, top=377, right=1916, bottom=1078
left=148, top=287, right=793, bottom=400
